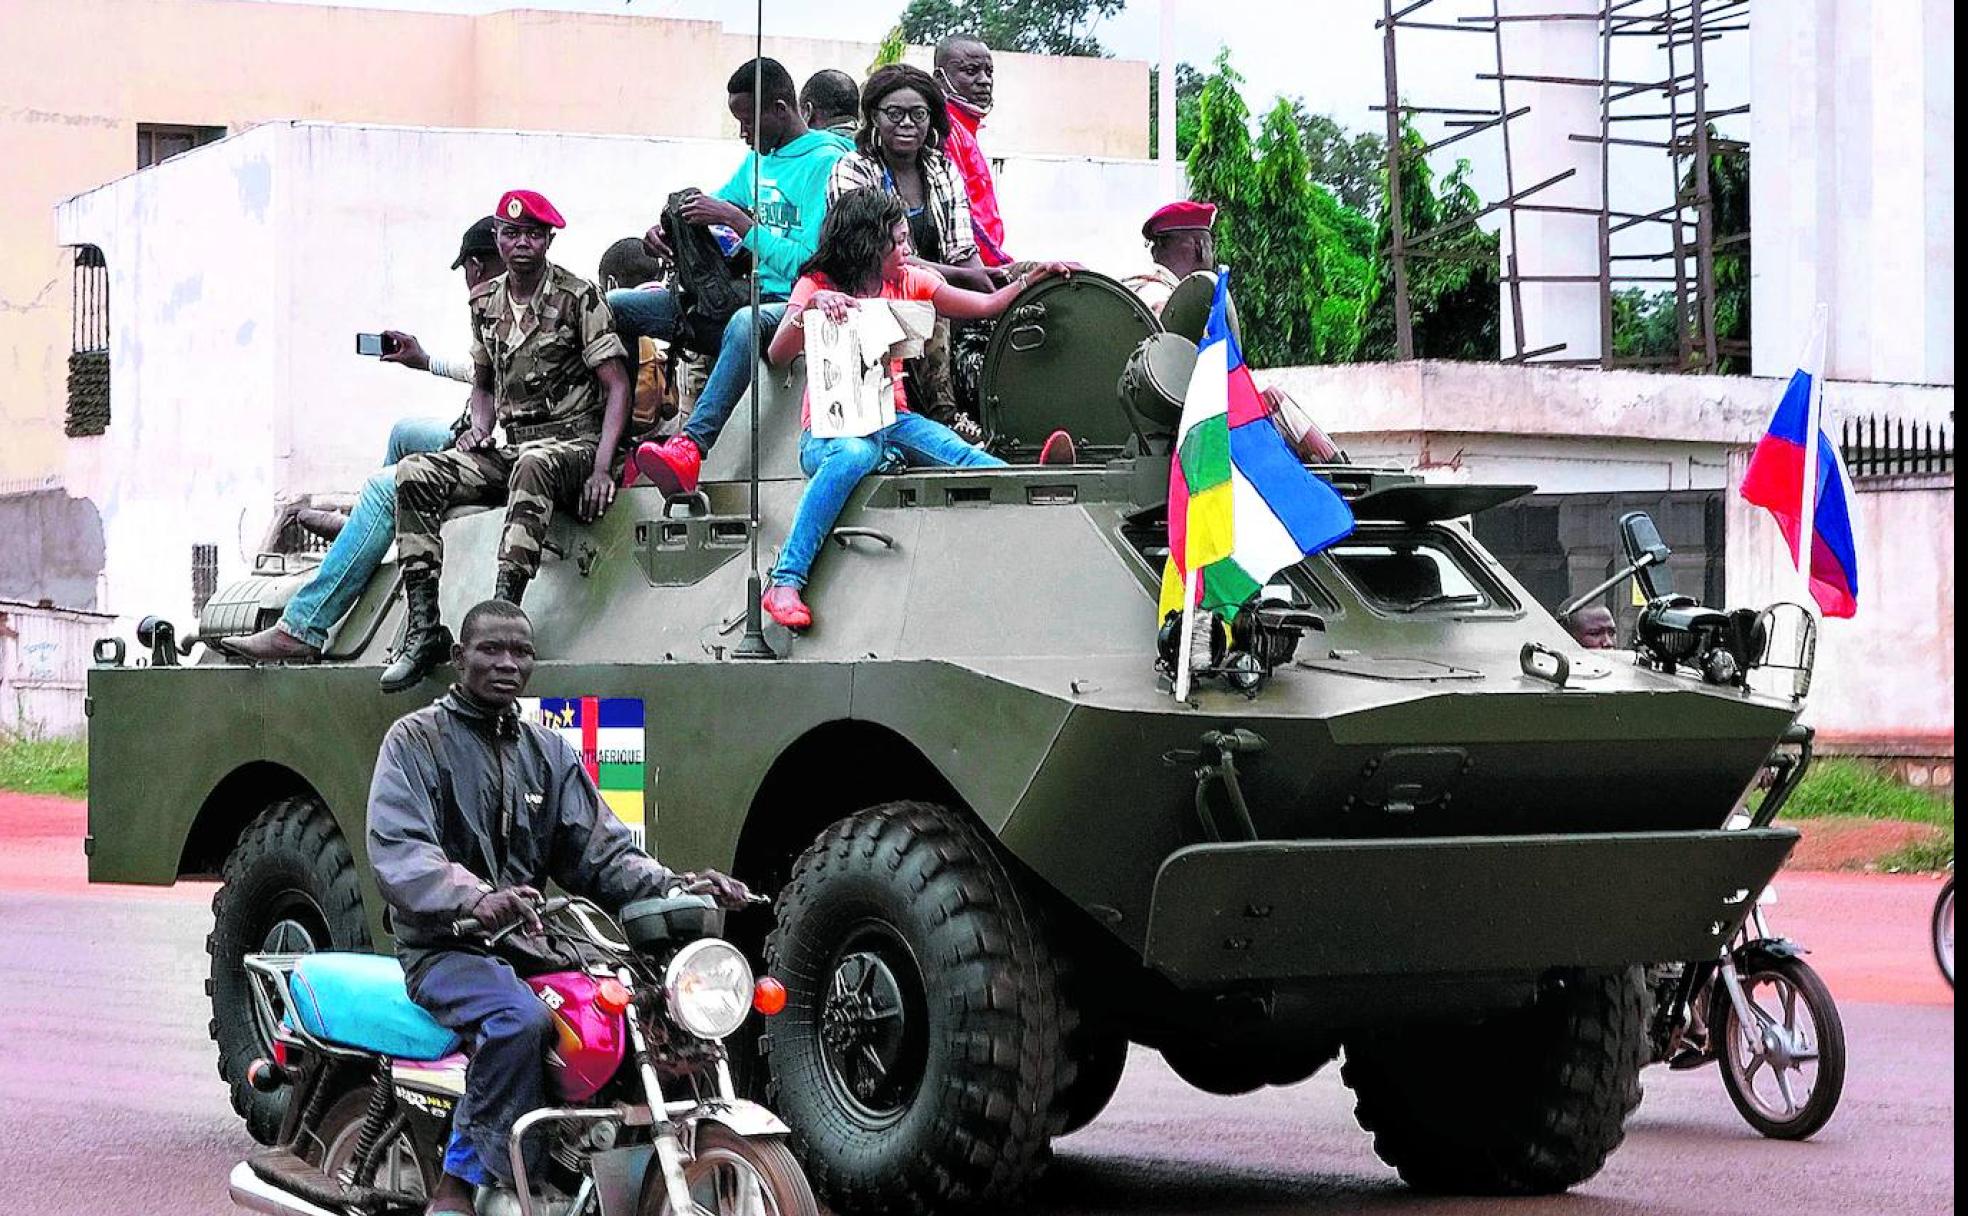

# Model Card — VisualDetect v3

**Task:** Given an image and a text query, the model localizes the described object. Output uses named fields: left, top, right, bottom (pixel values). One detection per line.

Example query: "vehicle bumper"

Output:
left=1142, top=828, right=1797, bottom=988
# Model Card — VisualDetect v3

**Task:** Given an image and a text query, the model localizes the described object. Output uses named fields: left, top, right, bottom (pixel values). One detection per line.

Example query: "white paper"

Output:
left=804, top=301, right=922, bottom=439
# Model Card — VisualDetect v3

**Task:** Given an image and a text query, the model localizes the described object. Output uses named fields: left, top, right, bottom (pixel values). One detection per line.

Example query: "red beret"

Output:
left=1142, top=200, right=1217, bottom=239
left=497, top=190, right=565, bottom=229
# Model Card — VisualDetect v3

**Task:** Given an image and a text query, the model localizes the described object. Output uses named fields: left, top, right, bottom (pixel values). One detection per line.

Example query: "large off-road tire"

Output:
left=1341, top=967, right=1649, bottom=1195
left=1162, top=1038, right=1340, bottom=1097
left=763, top=802, right=1074, bottom=1215
left=207, top=796, right=370, bottom=1144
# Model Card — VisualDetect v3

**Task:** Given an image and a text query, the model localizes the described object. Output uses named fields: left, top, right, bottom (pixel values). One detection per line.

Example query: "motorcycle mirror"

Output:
left=1618, top=511, right=1675, bottom=601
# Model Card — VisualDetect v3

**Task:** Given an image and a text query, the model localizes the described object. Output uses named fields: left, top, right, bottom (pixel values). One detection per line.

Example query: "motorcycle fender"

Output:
left=1736, top=937, right=1809, bottom=966
left=699, top=1099, right=793, bottom=1139
left=591, top=1143, right=654, bottom=1216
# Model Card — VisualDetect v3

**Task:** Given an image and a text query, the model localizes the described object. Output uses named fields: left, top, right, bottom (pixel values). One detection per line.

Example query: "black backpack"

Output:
left=661, top=189, right=756, bottom=358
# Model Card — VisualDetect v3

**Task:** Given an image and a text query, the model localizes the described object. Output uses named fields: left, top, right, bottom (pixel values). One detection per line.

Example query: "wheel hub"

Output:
left=820, top=951, right=908, bottom=1110
left=261, top=916, right=321, bottom=955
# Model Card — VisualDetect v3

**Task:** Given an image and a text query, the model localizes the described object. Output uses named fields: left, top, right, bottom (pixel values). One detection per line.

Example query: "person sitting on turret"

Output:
left=757, top=188, right=1072, bottom=630
left=1124, top=200, right=1217, bottom=317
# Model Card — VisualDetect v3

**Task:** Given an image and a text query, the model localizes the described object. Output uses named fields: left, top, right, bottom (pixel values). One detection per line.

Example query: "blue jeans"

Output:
left=279, top=416, right=453, bottom=647
left=606, top=288, right=785, bottom=454
left=770, top=414, right=1005, bottom=589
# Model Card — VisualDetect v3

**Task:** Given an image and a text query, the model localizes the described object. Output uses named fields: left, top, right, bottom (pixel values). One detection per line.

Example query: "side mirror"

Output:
left=1619, top=511, right=1675, bottom=601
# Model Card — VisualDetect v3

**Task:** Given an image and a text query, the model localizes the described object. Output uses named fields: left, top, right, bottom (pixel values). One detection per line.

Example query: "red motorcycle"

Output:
left=228, top=890, right=816, bottom=1216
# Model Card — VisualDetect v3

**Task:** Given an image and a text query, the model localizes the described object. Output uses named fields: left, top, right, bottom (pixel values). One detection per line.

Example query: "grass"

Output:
left=1781, top=758, right=1954, bottom=872
left=0, top=737, right=88, bottom=798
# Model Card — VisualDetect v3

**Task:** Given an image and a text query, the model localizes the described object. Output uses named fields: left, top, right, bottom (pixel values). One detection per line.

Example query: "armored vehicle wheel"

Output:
left=763, top=802, right=1074, bottom=1215
left=1341, top=967, right=1648, bottom=1195
left=1058, top=1028, right=1128, bottom=1134
left=1162, top=1040, right=1339, bottom=1097
left=207, top=796, right=369, bottom=1144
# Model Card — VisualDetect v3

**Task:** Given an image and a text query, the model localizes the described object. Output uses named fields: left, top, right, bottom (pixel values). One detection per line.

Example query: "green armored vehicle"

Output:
left=88, top=273, right=1810, bottom=1212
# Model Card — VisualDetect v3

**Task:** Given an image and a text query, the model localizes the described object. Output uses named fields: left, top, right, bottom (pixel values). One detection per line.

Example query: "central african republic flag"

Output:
left=520, top=697, right=648, bottom=845
left=1160, top=272, right=1355, bottom=618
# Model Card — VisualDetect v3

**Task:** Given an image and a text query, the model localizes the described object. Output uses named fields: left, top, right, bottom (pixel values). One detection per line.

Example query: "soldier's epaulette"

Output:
left=467, top=276, right=502, bottom=303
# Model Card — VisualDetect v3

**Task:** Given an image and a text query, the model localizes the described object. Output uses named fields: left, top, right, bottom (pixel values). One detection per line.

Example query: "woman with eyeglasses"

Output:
left=827, top=64, right=994, bottom=436
left=758, top=188, right=1071, bottom=630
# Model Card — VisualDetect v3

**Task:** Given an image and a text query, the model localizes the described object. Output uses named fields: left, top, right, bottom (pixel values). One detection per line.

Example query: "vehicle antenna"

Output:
left=732, top=0, right=776, bottom=660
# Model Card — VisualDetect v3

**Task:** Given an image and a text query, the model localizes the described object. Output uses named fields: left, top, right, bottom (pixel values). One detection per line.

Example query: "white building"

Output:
left=53, top=120, right=1169, bottom=636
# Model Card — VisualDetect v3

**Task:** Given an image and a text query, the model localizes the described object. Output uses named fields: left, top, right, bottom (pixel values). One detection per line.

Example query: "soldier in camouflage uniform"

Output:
left=383, top=190, right=633, bottom=694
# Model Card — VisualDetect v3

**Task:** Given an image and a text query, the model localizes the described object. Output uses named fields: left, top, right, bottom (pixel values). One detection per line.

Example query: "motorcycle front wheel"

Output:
left=1716, top=955, right=1846, bottom=1140
left=639, top=1126, right=819, bottom=1216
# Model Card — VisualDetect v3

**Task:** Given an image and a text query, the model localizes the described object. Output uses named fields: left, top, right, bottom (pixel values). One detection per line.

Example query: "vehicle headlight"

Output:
left=663, top=939, right=755, bottom=1040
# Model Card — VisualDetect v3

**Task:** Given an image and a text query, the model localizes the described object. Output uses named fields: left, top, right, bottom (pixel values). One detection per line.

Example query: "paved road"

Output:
left=0, top=795, right=1953, bottom=1215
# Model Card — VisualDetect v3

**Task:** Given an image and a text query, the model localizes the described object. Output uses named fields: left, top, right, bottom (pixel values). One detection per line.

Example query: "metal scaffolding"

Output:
left=1377, top=0, right=1749, bottom=369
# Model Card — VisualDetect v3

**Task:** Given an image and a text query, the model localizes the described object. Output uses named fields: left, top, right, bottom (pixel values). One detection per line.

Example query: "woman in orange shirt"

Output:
left=760, top=188, right=1069, bottom=629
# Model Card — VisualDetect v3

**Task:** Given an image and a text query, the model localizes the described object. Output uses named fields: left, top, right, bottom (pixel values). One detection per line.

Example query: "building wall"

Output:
left=1751, top=0, right=1955, bottom=385
left=2, top=0, right=1150, bottom=486
left=1725, top=463, right=1954, bottom=756
left=54, top=121, right=1169, bottom=632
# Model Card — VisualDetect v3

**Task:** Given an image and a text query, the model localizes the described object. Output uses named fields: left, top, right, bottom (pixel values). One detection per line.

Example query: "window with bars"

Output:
left=192, top=543, right=220, bottom=614
left=137, top=123, right=225, bottom=169
left=66, top=245, right=110, bottom=438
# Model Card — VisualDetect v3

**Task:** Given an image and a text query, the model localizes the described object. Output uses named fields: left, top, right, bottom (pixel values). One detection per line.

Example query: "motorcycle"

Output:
left=1646, top=731, right=1847, bottom=1141
left=226, top=889, right=818, bottom=1216
left=1934, top=864, right=1954, bottom=988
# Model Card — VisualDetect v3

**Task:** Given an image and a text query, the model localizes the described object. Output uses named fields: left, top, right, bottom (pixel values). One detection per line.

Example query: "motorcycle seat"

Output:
left=287, top=953, right=462, bottom=1060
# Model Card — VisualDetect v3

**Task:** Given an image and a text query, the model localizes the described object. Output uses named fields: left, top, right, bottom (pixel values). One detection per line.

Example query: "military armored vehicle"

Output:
left=87, top=272, right=1812, bottom=1213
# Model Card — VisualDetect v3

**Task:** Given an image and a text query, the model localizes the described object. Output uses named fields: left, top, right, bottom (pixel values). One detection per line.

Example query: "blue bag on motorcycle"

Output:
left=287, top=953, right=463, bottom=1060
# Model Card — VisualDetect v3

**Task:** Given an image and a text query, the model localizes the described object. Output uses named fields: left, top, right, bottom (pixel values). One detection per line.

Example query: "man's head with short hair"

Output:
left=801, top=68, right=861, bottom=132
left=726, top=57, right=805, bottom=153
left=452, top=599, right=535, bottom=708
left=933, top=35, right=995, bottom=111
left=1568, top=605, right=1619, bottom=650
left=599, top=237, right=666, bottom=293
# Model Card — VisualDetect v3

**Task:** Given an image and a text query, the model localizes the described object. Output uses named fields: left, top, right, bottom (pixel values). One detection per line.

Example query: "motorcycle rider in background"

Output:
left=367, top=598, right=752, bottom=1216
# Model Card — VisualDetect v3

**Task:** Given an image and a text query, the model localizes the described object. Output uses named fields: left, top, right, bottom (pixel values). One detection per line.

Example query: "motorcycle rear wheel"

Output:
left=638, top=1126, right=819, bottom=1216
left=311, top=1086, right=436, bottom=1199
left=1717, top=955, right=1846, bottom=1140
left=1934, top=875, right=1954, bottom=989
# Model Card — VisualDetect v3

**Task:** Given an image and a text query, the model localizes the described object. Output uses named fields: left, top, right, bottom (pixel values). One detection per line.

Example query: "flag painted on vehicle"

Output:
left=1739, top=363, right=1860, bottom=619
left=520, top=697, right=648, bottom=844
left=1160, top=272, right=1355, bottom=617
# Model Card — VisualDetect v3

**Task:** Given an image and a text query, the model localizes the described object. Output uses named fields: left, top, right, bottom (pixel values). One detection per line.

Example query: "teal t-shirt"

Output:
left=716, top=129, right=854, bottom=298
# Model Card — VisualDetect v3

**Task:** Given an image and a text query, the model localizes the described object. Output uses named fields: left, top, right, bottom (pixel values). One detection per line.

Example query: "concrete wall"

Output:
left=0, top=489, right=105, bottom=610
left=54, top=121, right=1168, bottom=632
left=1726, top=463, right=1954, bottom=756
left=1269, top=359, right=1957, bottom=494
left=1, top=0, right=1149, bottom=487
left=1751, top=0, right=1954, bottom=386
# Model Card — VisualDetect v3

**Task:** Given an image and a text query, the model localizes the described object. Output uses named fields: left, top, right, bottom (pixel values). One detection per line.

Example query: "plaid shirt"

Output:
left=828, top=148, right=978, bottom=267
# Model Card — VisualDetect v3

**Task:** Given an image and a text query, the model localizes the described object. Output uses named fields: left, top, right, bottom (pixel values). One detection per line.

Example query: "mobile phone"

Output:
left=356, top=332, right=385, bottom=357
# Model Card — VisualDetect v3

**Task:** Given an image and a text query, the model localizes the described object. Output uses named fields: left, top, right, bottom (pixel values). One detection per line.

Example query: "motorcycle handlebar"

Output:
left=450, top=894, right=573, bottom=940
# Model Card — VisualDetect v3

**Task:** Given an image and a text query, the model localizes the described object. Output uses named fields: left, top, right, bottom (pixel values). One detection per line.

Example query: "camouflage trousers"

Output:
left=393, top=437, right=598, bottom=580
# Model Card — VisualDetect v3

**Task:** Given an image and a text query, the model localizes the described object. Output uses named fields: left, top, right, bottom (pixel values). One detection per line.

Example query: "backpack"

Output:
left=661, top=189, right=755, bottom=358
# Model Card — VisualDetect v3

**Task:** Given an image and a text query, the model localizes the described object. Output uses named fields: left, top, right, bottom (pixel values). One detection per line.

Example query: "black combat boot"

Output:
left=493, top=566, right=530, bottom=608
left=379, top=570, right=452, bottom=694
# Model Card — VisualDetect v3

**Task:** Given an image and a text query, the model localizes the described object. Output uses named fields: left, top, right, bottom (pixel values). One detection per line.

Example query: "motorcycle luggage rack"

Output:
left=243, top=953, right=376, bottom=1064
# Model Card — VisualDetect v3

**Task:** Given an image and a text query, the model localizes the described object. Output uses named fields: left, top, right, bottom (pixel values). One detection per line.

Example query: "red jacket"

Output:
left=944, top=100, right=1011, bottom=267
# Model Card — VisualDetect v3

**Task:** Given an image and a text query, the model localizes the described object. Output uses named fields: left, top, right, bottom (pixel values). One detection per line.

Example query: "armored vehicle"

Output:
left=87, top=273, right=1811, bottom=1213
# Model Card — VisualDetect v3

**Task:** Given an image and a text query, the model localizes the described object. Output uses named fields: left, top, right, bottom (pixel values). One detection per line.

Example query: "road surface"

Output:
left=0, top=794, right=1952, bottom=1215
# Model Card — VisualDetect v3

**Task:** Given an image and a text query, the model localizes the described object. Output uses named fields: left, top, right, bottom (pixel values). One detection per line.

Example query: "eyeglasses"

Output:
left=876, top=105, right=933, bottom=128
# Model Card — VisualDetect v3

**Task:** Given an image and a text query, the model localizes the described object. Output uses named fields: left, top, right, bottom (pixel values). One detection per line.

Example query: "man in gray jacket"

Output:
left=367, top=598, right=750, bottom=1215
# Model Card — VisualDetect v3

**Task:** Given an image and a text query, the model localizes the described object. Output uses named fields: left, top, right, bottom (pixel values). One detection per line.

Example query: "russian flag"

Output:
left=1739, top=316, right=1859, bottom=618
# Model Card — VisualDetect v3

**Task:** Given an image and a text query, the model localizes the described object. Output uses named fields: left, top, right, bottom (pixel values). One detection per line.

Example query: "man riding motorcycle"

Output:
left=367, top=597, right=752, bottom=1216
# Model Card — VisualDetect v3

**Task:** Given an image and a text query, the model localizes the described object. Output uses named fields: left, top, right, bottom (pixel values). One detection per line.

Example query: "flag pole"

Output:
left=1172, top=565, right=1200, bottom=701
left=1795, top=303, right=1830, bottom=620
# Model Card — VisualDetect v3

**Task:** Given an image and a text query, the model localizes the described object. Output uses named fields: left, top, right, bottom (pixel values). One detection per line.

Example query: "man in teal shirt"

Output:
left=614, top=57, right=852, bottom=496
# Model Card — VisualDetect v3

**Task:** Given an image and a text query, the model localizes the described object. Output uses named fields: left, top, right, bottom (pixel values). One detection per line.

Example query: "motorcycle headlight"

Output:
left=663, top=939, right=755, bottom=1040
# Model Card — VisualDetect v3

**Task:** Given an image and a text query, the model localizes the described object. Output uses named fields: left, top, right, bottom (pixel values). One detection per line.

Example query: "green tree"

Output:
left=1608, top=132, right=1750, bottom=372
left=1184, top=54, right=1378, bottom=367
left=869, top=24, right=909, bottom=71
left=1291, top=104, right=1387, bottom=217
left=1358, top=122, right=1500, bottom=361
left=1147, top=61, right=1206, bottom=160
left=898, top=0, right=1125, bottom=56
